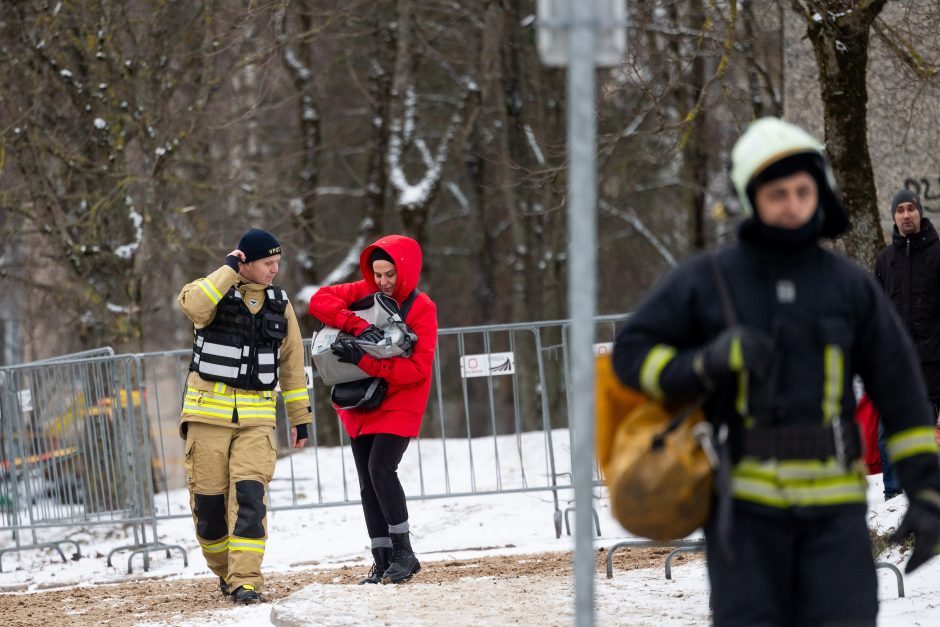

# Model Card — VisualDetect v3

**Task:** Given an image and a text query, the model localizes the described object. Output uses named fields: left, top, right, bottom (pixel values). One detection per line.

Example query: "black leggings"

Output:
left=349, top=433, right=411, bottom=538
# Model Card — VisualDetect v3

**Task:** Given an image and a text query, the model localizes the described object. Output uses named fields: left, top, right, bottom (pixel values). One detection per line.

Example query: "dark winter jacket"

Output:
left=874, top=218, right=940, bottom=402
left=613, top=221, right=940, bottom=514
left=308, top=235, right=438, bottom=438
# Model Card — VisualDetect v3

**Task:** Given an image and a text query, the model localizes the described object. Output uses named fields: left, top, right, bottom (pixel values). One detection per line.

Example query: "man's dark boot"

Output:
left=382, top=532, right=420, bottom=584
left=219, top=576, right=231, bottom=596
left=233, top=584, right=262, bottom=604
left=360, top=546, right=393, bottom=584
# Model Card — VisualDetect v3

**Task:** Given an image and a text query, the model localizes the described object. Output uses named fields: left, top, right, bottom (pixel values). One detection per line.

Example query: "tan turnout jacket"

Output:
left=177, top=264, right=312, bottom=436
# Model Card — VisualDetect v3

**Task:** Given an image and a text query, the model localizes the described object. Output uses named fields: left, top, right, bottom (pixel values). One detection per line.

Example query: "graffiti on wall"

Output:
left=904, top=178, right=940, bottom=212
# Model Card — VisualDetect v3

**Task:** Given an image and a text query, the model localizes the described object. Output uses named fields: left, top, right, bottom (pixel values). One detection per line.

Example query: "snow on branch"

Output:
left=295, top=218, right=374, bottom=303
left=114, top=197, right=143, bottom=260
left=599, top=199, right=677, bottom=268
left=387, top=85, right=463, bottom=209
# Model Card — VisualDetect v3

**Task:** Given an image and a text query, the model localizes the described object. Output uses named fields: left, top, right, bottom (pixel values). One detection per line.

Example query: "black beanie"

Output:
left=370, top=247, right=395, bottom=265
left=238, top=228, right=281, bottom=263
left=891, top=189, right=923, bottom=217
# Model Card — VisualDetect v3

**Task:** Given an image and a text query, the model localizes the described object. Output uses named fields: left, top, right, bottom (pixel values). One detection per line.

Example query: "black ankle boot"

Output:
left=383, top=532, right=420, bottom=583
left=359, top=546, right=392, bottom=585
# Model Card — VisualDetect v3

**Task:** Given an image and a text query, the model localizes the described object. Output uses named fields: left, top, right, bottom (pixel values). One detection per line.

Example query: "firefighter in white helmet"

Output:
left=613, top=118, right=940, bottom=625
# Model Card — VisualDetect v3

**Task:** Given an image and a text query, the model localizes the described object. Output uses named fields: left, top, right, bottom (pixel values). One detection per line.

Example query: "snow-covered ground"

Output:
left=1, top=430, right=938, bottom=626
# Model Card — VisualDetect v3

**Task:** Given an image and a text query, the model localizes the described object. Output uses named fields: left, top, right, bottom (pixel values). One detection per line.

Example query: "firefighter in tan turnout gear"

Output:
left=178, top=228, right=312, bottom=605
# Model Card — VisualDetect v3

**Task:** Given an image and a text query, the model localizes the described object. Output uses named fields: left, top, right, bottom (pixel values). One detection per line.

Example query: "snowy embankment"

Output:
left=0, top=430, right=938, bottom=626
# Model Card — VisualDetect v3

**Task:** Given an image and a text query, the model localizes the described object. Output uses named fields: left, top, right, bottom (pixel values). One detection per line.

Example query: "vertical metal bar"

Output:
left=0, top=369, right=24, bottom=549
left=457, top=333, right=477, bottom=492
left=338, top=414, right=350, bottom=502
left=306, top=376, right=323, bottom=505
left=16, top=370, right=39, bottom=545
left=130, top=357, right=161, bottom=552
left=146, top=355, right=173, bottom=517
left=482, top=331, right=502, bottom=491
left=567, top=1, right=598, bottom=623
left=533, top=329, right=558, bottom=497
left=508, top=330, right=527, bottom=488
left=433, top=337, right=451, bottom=494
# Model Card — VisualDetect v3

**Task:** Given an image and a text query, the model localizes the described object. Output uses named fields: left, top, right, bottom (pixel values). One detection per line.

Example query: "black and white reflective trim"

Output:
left=267, top=288, right=287, bottom=302
left=256, top=346, right=277, bottom=385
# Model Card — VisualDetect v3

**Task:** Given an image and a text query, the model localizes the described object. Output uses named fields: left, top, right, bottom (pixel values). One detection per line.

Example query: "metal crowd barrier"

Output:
left=0, top=315, right=627, bottom=573
left=0, top=353, right=187, bottom=572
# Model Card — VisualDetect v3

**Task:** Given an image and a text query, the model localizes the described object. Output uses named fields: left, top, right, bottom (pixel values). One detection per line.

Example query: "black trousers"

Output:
left=705, top=504, right=877, bottom=627
left=349, top=433, right=411, bottom=538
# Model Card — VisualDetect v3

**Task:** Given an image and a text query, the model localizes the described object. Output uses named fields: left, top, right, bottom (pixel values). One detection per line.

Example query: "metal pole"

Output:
left=567, top=1, right=598, bottom=625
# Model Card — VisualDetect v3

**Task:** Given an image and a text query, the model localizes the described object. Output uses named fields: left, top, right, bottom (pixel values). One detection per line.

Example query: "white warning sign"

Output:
left=18, top=389, right=33, bottom=412
left=593, top=342, right=614, bottom=356
left=460, top=352, right=516, bottom=378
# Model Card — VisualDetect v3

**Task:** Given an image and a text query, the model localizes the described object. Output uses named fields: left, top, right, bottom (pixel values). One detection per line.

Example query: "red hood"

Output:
left=359, top=235, right=423, bottom=304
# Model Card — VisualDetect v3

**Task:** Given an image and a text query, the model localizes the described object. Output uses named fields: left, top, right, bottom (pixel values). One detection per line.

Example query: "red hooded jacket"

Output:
left=308, top=235, right=438, bottom=438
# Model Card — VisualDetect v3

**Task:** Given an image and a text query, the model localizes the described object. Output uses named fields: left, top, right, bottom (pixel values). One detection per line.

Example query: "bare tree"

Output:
left=791, top=0, right=888, bottom=269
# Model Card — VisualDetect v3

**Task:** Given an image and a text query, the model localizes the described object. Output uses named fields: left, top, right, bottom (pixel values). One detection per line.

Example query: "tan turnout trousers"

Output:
left=183, top=421, right=277, bottom=591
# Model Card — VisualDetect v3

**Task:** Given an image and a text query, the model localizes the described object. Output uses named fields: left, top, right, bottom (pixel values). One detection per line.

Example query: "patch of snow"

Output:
left=114, top=208, right=143, bottom=260
left=93, top=118, right=107, bottom=130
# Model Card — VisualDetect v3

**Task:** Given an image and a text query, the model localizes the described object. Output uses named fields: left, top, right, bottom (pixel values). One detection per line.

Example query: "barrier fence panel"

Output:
left=1, top=314, right=629, bottom=572
left=0, top=355, right=187, bottom=572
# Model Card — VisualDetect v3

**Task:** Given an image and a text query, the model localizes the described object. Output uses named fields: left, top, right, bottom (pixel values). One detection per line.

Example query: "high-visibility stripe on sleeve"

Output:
left=282, top=388, right=310, bottom=404
left=198, top=279, right=223, bottom=305
left=887, top=426, right=939, bottom=462
left=639, top=345, right=677, bottom=401
left=729, top=336, right=743, bottom=371
left=736, top=371, right=749, bottom=418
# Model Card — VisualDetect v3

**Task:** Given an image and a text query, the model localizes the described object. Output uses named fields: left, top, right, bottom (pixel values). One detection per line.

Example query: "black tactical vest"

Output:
left=190, top=286, right=289, bottom=390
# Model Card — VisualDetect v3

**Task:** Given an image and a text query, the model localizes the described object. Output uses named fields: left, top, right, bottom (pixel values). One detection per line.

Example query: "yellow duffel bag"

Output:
left=595, top=354, right=717, bottom=542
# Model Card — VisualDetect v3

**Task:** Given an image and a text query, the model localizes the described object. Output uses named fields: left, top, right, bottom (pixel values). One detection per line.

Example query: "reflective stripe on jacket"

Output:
left=178, top=265, right=312, bottom=435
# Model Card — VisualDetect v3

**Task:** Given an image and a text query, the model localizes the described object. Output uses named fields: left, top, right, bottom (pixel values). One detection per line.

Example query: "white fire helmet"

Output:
left=730, top=117, right=848, bottom=237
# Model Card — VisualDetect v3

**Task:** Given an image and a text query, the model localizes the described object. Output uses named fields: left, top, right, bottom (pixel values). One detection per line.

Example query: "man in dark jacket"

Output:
left=613, top=118, right=940, bottom=626
left=874, top=189, right=940, bottom=499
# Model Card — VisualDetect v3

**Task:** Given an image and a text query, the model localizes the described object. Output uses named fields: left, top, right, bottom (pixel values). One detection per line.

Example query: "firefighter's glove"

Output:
left=694, top=326, right=773, bottom=389
left=225, top=254, right=241, bottom=272
left=331, top=338, right=365, bottom=365
left=891, top=488, right=940, bottom=574
left=356, top=324, right=385, bottom=344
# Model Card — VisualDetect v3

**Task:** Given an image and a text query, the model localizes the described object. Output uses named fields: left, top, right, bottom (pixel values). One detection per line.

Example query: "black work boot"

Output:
left=382, top=532, right=420, bottom=584
left=219, top=576, right=231, bottom=596
left=233, top=584, right=262, bottom=604
left=360, top=546, right=393, bottom=585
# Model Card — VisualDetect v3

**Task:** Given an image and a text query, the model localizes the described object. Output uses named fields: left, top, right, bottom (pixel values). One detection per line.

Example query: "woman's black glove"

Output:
left=892, top=488, right=940, bottom=573
left=694, top=325, right=774, bottom=389
left=356, top=324, right=385, bottom=344
left=331, top=338, right=365, bottom=365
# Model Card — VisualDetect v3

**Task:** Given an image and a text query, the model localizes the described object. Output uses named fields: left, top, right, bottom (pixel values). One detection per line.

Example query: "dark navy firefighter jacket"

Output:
left=613, top=230, right=940, bottom=515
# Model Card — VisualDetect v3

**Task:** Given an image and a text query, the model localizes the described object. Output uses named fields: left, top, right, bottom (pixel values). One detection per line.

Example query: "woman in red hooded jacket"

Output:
left=308, top=234, right=437, bottom=584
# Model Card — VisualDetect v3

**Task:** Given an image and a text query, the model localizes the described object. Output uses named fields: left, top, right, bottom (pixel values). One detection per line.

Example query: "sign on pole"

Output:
left=537, top=0, right=627, bottom=67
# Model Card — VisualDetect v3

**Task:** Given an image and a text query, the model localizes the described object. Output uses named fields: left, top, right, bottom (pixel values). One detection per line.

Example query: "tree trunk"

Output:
left=795, top=0, right=888, bottom=270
